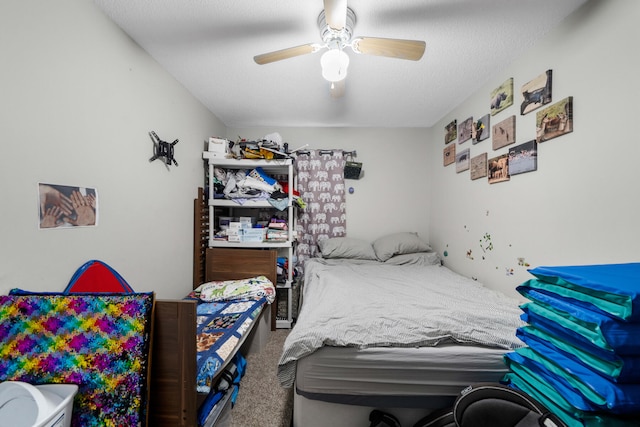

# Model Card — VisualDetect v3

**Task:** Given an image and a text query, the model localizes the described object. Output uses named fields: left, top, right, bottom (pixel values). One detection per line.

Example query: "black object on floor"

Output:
left=369, top=409, right=402, bottom=427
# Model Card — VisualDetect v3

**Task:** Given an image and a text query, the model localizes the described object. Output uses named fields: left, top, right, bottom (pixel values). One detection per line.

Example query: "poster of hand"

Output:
left=38, top=183, right=98, bottom=229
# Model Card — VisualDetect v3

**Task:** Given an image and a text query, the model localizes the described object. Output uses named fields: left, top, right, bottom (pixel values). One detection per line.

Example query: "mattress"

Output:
left=194, top=298, right=266, bottom=394
left=279, top=260, right=524, bottom=388
left=188, top=275, right=275, bottom=394
left=295, top=343, right=510, bottom=408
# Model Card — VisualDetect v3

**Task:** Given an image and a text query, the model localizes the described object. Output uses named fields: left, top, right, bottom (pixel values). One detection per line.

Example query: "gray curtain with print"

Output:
left=294, top=150, right=347, bottom=267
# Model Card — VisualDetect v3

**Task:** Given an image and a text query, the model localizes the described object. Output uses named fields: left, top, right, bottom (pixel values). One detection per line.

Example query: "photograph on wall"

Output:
left=536, top=96, right=573, bottom=142
left=488, top=154, right=510, bottom=184
left=490, top=78, right=514, bottom=116
left=521, top=69, right=552, bottom=115
left=443, top=144, right=456, bottom=166
left=458, top=117, right=473, bottom=144
left=473, top=114, right=490, bottom=143
left=445, top=119, right=457, bottom=144
left=470, top=153, right=488, bottom=180
left=492, top=115, right=516, bottom=150
left=508, top=140, right=538, bottom=175
left=38, top=183, right=99, bottom=229
left=455, top=148, right=470, bottom=173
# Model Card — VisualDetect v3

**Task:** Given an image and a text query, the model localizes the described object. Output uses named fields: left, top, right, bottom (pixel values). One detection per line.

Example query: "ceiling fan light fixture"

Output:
left=321, top=48, right=349, bottom=82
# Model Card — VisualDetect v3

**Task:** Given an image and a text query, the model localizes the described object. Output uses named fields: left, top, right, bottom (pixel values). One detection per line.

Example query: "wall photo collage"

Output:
left=443, top=70, right=574, bottom=184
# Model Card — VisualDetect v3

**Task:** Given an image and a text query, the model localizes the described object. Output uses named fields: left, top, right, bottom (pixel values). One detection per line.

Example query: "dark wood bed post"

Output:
left=193, top=187, right=209, bottom=288
left=149, top=300, right=198, bottom=426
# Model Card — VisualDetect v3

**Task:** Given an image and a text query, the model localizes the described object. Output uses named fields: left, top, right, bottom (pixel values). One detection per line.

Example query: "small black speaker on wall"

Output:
left=344, top=161, right=362, bottom=180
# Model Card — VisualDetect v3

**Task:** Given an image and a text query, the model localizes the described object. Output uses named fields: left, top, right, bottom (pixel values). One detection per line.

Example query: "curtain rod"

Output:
left=293, top=149, right=357, bottom=157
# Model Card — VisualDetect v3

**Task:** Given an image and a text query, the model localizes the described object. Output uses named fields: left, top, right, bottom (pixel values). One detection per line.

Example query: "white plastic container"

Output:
left=0, top=381, right=78, bottom=427
left=208, top=137, right=228, bottom=156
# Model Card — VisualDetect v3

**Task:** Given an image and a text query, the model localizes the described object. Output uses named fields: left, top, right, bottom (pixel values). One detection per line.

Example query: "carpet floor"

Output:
left=231, top=329, right=293, bottom=427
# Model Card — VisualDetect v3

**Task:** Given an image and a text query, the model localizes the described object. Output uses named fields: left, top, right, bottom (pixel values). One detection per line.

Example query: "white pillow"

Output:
left=385, top=252, right=441, bottom=266
left=318, top=237, right=378, bottom=260
left=372, top=232, right=432, bottom=262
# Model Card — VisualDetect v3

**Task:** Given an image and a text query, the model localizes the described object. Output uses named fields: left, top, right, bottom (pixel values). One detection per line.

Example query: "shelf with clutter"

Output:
left=202, top=135, right=303, bottom=328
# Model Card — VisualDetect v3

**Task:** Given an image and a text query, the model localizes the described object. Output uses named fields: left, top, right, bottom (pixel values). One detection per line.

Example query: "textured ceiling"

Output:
left=93, top=0, right=588, bottom=128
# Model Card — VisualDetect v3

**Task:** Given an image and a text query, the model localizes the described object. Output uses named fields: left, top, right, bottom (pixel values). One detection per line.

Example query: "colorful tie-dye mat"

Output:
left=0, top=292, right=153, bottom=427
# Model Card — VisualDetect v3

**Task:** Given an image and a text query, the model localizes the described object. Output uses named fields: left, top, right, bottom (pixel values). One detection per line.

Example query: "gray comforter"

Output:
left=278, top=260, right=524, bottom=387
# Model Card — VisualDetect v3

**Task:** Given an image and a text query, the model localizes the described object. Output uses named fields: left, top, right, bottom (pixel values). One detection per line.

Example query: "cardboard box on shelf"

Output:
left=239, top=217, right=254, bottom=226
left=218, top=216, right=233, bottom=230
left=227, top=234, right=241, bottom=242
left=240, top=228, right=266, bottom=243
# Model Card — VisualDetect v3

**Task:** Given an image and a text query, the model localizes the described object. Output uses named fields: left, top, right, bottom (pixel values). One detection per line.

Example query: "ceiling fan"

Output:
left=253, top=0, right=426, bottom=98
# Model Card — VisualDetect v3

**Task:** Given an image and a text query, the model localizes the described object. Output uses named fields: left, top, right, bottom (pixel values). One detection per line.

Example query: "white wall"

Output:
left=226, top=127, right=431, bottom=242
left=0, top=0, right=225, bottom=298
left=428, top=0, right=640, bottom=297
left=2, top=0, right=634, bottom=301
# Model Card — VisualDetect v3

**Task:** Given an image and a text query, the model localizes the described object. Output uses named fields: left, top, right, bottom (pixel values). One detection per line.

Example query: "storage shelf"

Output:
left=276, top=280, right=292, bottom=289
left=276, top=319, right=292, bottom=329
left=202, top=152, right=292, bottom=168
left=208, top=199, right=291, bottom=208
left=208, top=240, right=291, bottom=248
left=204, top=151, right=295, bottom=329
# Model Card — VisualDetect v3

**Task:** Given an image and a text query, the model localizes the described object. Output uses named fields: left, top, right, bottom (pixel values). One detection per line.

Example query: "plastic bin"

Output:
left=0, top=381, right=78, bottom=427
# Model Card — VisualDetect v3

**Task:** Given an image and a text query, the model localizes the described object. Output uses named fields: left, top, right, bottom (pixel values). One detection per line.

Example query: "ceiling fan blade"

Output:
left=351, top=37, right=426, bottom=61
left=254, top=43, right=320, bottom=65
left=330, top=79, right=345, bottom=98
left=324, top=0, right=348, bottom=31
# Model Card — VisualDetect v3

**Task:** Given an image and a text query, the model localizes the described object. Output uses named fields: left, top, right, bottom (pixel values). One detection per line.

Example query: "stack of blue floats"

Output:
left=503, top=263, right=640, bottom=427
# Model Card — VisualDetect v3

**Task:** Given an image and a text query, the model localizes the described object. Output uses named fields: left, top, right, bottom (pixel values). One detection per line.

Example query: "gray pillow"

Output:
left=385, top=252, right=441, bottom=266
left=372, top=232, right=432, bottom=262
left=318, top=237, right=378, bottom=260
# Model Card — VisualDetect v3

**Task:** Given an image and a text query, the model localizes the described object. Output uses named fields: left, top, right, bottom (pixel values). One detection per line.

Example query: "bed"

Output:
left=149, top=247, right=277, bottom=427
left=279, top=234, right=526, bottom=427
